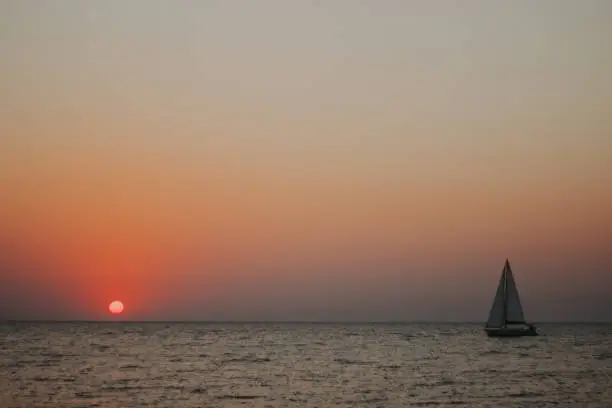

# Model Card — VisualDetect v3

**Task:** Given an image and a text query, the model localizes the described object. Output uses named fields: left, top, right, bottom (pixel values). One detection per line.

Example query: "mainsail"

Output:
left=504, top=264, right=526, bottom=324
left=486, top=259, right=526, bottom=328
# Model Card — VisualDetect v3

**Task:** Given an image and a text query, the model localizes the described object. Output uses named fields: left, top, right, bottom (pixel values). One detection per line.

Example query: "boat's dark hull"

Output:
left=485, top=326, right=538, bottom=337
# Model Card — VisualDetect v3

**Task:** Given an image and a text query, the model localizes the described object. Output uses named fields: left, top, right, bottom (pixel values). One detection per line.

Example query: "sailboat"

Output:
left=485, top=259, right=538, bottom=337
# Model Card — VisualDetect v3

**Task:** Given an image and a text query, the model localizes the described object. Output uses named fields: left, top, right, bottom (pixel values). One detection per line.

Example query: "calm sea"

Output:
left=1, top=322, right=610, bottom=407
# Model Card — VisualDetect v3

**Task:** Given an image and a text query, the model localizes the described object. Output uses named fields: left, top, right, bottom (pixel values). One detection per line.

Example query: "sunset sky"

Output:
left=1, top=1, right=611, bottom=321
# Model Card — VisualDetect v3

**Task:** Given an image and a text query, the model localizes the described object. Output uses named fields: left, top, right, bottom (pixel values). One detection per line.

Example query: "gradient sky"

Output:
left=1, top=0, right=611, bottom=321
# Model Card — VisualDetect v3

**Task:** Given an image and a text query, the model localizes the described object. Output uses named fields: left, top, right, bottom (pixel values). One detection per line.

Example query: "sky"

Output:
left=1, top=0, right=611, bottom=321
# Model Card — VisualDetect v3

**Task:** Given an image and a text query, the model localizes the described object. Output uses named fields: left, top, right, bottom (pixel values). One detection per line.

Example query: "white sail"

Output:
left=505, top=264, right=526, bottom=324
left=486, top=267, right=506, bottom=328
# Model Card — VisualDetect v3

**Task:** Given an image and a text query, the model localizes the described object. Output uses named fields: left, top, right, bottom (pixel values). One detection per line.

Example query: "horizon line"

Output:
left=2, top=319, right=611, bottom=324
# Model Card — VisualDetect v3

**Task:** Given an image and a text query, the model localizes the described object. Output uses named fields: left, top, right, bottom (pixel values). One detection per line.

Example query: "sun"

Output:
left=108, top=300, right=124, bottom=315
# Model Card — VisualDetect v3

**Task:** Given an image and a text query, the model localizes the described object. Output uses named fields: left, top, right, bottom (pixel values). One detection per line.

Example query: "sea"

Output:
left=0, top=322, right=610, bottom=408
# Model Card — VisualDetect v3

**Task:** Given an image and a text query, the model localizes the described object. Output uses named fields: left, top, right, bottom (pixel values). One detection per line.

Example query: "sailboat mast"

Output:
left=502, top=261, right=508, bottom=327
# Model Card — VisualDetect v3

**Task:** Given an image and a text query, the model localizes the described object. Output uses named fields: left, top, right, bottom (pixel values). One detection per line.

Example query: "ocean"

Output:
left=1, top=322, right=610, bottom=407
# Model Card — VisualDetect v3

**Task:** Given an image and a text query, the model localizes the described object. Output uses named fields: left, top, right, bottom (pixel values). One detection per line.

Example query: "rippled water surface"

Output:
left=1, top=323, right=611, bottom=407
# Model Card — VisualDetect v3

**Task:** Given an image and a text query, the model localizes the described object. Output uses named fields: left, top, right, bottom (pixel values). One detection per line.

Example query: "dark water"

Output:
left=1, top=323, right=611, bottom=407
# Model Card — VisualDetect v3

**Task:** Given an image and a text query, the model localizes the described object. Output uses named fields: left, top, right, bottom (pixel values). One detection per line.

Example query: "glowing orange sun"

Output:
left=108, top=300, right=124, bottom=314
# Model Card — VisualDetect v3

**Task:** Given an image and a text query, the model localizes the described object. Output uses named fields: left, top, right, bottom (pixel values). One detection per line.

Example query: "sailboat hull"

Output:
left=485, top=326, right=538, bottom=337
